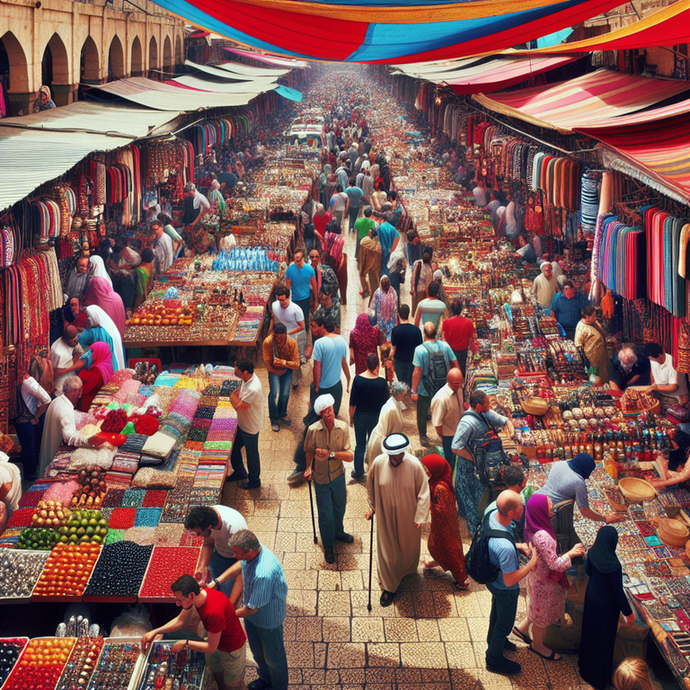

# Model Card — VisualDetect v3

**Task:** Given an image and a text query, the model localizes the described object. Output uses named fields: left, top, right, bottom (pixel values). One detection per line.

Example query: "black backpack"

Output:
left=465, top=510, right=516, bottom=585
left=421, top=342, right=450, bottom=397
left=465, top=410, right=509, bottom=487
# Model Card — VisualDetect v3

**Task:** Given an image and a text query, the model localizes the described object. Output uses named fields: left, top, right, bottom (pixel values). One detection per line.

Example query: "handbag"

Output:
left=548, top=570, right=571, bottom=589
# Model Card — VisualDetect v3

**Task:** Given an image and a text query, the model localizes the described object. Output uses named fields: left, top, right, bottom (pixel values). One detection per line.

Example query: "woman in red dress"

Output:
left=421, top=453, right=469, bottom=590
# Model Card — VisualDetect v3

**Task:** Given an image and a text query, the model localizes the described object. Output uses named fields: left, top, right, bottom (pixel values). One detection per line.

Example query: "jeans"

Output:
left=353, top=412, right=379, bottom=476
left=393, top=359, right=414, bottom=387
left=311, top=380, right=343, bottom=416
left=486, top=583, right=520, bottom=666
left=348, top=208, right=359, bottom=233
left=453, top=348, right=469, bottom=378
left=268, top=370, right=293, bottom=423
left=245, top=619, right=288, bottom=690
left=294, top=297, right=311, bottom=334
left=208, top=550, right=237, bottom=598
left=314, top=473, right=347, bottom=548
left=442, top=436, right=457, bottom=476
left=416, top=394, right=431, bottom=439
left=455, top=457, right=485, bottom=534
left=230, top=427, right=261, bottom=483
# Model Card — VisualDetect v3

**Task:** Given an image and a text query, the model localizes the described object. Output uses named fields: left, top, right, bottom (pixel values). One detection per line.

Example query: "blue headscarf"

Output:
left=568, top=453, right=596, bottom=480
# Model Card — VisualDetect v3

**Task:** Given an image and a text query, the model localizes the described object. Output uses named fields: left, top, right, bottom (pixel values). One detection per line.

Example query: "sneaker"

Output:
left=238, top=480, right=261, bottom=490
left=279, top=417, right=292, bottom=426
left=336, top=533, right=354, bottom=543
left=420, top=436, right=430, bottom=448
left=227, top=470, right=248, bottom=482
left=287, top=469, right=304, bottom=482
left=485, top=657, right=521, bottom=675
left=271, top=423, right=280, bottom=432
left=324, top=547, right=336, bottom=564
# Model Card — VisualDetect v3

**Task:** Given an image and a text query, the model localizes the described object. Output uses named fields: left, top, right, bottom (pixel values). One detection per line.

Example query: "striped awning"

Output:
left=396, top=55, right=578, bottom=94
left=473, top=69, right=690, bottom=133
left=223, top=47, right=309, bottom=68
left=148, top=0, right=626, bottom=63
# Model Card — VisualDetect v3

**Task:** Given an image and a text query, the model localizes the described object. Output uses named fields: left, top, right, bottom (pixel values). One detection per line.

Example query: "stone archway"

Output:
left=175, top=34, right=182, bottom=66
left=80, top=35, right=100, bottom=83
left=131, top=36, right=143, bottom=76
left=149, top=35, right=158, bottom=74
left=163, top=35, right=172, bottom=72
left=0, top=31, right=29, bottom=115
left=41, top=32, right=70, bottom=105
left=108, top=35, right=125, bottom=80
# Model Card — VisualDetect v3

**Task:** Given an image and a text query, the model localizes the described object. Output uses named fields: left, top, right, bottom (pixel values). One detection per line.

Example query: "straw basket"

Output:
left=618, top=477, right=656, bottom=504
left=658, top=518, right=690, bottom=549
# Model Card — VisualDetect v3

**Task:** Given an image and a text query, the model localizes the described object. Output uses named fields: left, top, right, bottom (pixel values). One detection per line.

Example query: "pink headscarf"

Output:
left=85, top=342, right=113, bottom=386
left=524, top=493, right=556, bottom=544
left=83, top=277, right=126, bottom=336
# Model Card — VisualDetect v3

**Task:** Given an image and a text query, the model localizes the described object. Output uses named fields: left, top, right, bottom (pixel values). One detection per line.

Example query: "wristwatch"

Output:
left=212, top=578, right=220, bottom=588
left=328, top=452, right=335, bottom=460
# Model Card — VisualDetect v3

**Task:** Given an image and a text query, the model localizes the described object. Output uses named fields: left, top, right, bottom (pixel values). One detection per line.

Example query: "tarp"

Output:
left=149, top=0, right=626, bottom=63
left=396, top=55, right=578, bottom=94
left=575, top=97, right=690, bottom=129
left=0, top=103, right=182, bottom=211
left=187, top=60, right=290, bottom=78
left=170, top=75, right=279, bottom=92
left=576, top=108, right=690, bottom=204
left=507, top=0, right=690, bottom=55
left=90, top=76, right=277, bottom=111
left=184, top=60, right=283, bottom=83
left=473, top=69, right=690, bottom=133
left=223, top=47, right=309, bottom=68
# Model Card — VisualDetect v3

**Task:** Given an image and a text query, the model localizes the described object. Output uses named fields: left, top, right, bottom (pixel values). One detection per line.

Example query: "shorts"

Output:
left=205, top=642, right=246, bottom=685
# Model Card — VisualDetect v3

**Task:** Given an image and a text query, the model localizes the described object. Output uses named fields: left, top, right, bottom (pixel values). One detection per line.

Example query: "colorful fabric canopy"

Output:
left=507, top=0, right=690, bottom=55
left=223, top=47, right=309, bottom=68
left=473, top=69, right=690, bottom=133
left=150, top=0, right=625, bottom=63
left=396, top=55, right=577, bottom=94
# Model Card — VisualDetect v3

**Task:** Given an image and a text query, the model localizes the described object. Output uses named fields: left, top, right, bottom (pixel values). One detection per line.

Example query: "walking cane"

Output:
left=367, top=512, right=374, bottom=611
left=307, top=479, right=318, bottom=544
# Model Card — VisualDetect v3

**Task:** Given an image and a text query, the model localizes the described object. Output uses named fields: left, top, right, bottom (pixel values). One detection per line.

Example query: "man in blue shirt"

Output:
left=374, top=211, right=399, bottom=273
left=550, top=280, right=588, bottom=340
left=213, top=529, right=288, bottom=690
left=312, top=316, right=350, bottom=416
left=344, top=178, right=363, bottom=233
left=485, top=491, right=536, bottom=676
left=285, top=249, right=317, bottom=334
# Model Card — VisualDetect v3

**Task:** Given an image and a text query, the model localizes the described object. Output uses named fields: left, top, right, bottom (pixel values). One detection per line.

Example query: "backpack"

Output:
left=465, top=510, right=516, bottom=585
left=421, top=342, right=450, bottom=397
left=465, top=410, right=509, bottom=487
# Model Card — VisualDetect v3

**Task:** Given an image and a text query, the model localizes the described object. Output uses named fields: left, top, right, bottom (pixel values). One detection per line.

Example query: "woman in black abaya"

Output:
left=578, top=526, right=636, bottom=689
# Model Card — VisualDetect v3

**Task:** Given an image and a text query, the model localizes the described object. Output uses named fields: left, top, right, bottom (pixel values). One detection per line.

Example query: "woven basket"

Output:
left=658, top=518, right=689, bottom=549
left=618, top=477, right=656, bottom=504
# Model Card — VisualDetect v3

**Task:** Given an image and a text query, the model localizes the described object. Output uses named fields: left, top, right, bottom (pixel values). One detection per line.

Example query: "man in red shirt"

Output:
left=441, top=299, right=475, bottom=377
left=142, top=574, right=246, bottom=690
left=312, top=204, right=332, bottom=245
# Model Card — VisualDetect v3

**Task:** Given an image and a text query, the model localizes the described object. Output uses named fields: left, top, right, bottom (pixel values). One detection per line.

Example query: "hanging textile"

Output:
left=580, top=172, right=600, bottom=234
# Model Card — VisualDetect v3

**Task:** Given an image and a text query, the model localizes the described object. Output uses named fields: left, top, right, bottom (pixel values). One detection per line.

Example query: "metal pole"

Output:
left=308, top=480, right=317, bottom=544
left=367, top=512, right=374, bottom=611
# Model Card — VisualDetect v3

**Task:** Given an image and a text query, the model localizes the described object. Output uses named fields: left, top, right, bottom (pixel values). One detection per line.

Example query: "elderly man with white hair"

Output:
left=366, top=433, right=430, bottom=606
left=38, top=376, right=102, bottom=479
left=304, top=394, right=354, bottom=564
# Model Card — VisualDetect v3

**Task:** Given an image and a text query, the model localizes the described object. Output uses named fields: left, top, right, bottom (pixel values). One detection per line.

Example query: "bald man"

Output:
left=430, top=368, right=464, bottom=472
left=50, top=325, right=83, bottom=396
left=484, top=490, right=537, bottom=676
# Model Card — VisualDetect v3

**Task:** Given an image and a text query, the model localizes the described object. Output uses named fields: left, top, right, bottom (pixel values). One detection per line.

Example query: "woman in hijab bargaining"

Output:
left=56, top=342, right=114, bottom=412
left=650, top=424, right=690, bottom=489
left=366, top=381, right=407, bottom=467
left=513, top=494, right=585, bottom=660
left=369, top=275, right=398, bottom=341
left=349, top=313, right=385, bottom=376
left=536, top=453, right=624, bottom=552
left=579, top=526, right=635, bottom=690
left=78, top=305, right=125, bottom=371
left=88, top=255, right=113, bottom=287
left=82, top=277, right=126, bottom=337
left=420, top=453, right=469, bottom=590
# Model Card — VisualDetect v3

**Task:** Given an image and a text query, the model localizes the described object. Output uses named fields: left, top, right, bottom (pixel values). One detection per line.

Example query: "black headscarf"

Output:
left=588, top=525, right=620, bottom=574
left=568, top=453, right=596, bottom=480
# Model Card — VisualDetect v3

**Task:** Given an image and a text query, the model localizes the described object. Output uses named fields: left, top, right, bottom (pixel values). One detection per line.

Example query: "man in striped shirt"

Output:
left=212, top=529, right=288, bottom=690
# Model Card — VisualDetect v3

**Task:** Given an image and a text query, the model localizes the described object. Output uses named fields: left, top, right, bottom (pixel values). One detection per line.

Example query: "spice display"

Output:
left=84, top=541, right=153, bottom=598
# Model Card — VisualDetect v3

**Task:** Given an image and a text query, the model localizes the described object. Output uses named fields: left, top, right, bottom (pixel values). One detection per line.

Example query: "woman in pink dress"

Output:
left=513, top=493, right=585, bottom=660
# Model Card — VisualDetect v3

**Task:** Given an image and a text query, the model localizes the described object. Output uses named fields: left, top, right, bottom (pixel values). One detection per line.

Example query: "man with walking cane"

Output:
left=366, top=433, right=430, bottom=607
left=304, top=394, right=354, bottom=564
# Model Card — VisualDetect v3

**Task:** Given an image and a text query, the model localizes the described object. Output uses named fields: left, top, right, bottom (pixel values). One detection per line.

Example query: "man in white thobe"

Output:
left=39, top=376, right=99, bottom=479
left=50, top=325, right=83, bottom=395
left=366, top=433, right=430, bottom=607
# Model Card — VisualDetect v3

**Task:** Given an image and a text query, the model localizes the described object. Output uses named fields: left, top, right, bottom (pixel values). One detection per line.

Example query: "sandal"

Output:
left=453, top=580, right=470, bottom=591
left=528, top=646, right=561, bottom=661
left=512, top=626, right=531, bottom=645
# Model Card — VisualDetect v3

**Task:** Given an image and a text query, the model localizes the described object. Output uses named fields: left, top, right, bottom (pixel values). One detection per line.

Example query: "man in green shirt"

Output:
left=354, top=207, right=374, bottom=266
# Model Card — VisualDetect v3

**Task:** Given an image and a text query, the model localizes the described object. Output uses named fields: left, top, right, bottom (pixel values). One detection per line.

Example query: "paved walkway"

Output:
left=220, top=229, right=598, bottom=690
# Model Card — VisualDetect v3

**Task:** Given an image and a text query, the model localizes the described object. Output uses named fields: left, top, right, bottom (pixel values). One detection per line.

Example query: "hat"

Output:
left=383, top=433, right=410, bottom=455
left=361, top=160, right=371, bottom=170
left=314, top=394, right=335, bottom=415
